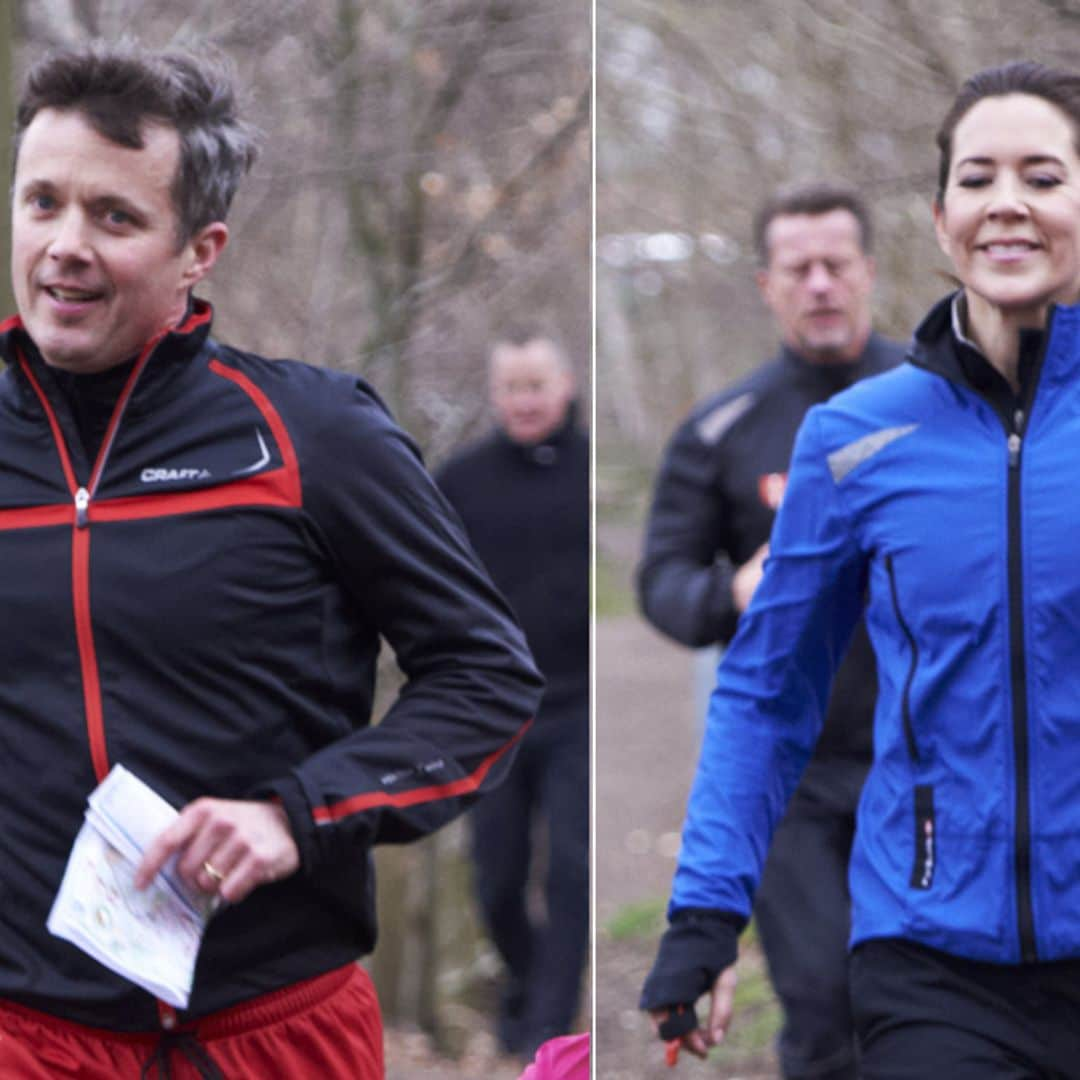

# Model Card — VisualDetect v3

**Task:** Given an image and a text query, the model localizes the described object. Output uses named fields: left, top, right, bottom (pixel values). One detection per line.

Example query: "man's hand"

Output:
left=649, top=964, right=738, bottom=1063
left=134, top=798, right=300, bottom=905
left=732, top=544, right=769, bottom=614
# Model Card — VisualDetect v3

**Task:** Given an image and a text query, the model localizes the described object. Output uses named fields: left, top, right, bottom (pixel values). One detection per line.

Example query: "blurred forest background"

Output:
left=599, top=0, right=1080, bottom=500
left=597, top=3, right=1080, bottom=1078
left=7, top=0, right=590, bottom=454
left=0, top=1, right=589, bottom=1076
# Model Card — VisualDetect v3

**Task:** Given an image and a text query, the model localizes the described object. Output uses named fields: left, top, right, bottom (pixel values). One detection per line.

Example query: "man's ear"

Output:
left=562, top=363, right=578, bottom=399
left=756, top=266, right=775, bottom=312
left=182, top=222, right=229, bottom=288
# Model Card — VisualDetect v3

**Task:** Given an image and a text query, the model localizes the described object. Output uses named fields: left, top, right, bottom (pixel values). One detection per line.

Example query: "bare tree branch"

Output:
left=69, top=0, right=100, bottom=37
left=423, top=80, right=589, bottom=297
left=1036, top=0, right=1080, bottom=20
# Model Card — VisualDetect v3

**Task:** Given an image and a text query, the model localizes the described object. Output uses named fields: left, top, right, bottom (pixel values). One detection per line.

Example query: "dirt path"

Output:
left=382, top=1026, right=531, bottom=1079
left=594, top=521, right=779, bottom=1078
left=596, top=615, right=699, bottom=927
left=380, top=525, right=778, bottom=1078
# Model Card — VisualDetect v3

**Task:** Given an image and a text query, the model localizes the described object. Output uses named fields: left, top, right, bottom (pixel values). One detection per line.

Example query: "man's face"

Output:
left=489, top=338, right=576, bottom=446
left=11, top=108, right=225, bottom=373
left=756, top=208, right=876, bottom=363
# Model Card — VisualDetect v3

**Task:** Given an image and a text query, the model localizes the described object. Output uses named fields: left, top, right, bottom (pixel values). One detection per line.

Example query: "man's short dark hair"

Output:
left=15, top=39, right=259, bottom=245
left=753, top=181, right=873, bottom=266
left=489, top=324, right=573, bottom=376
left=492, top=322, right=564, bottom=351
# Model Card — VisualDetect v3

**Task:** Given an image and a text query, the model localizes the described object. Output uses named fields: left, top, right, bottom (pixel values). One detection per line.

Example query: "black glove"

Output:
left=639, top=907, right=744, bottom=1023
left=656, top=1002, right=699, bottom=1041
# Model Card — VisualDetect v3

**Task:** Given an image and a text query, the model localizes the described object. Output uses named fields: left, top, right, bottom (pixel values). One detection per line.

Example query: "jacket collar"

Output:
left=0, top=297, right=214, bottom=413
left=495, top=399, right=582, bottom=466
left=904, top=290, right=1080, bottom=431
left=778, top=332, right=894, bottom=393
left=907, top=291, right=980, bottom=387
left=908, top=290, right=1051, bottom=394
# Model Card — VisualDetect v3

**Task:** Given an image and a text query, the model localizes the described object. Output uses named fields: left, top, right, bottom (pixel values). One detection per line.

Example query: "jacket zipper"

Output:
left=906, top=298, right=1048, bottom=962
left=1005, top=403, right=1036, bottom=963
left=18, top=334, right=165, bottom=783
left=885, top=554, right=920, bottom=764
left=992, top=318, right=1048, bottom=965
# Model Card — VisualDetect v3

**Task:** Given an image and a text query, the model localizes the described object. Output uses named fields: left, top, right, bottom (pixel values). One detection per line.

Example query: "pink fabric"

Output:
left=518, top=1033, right=591, bottom=1080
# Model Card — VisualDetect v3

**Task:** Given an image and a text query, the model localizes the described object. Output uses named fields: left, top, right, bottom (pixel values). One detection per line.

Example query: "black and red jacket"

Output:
left=0, top=301, right=543, bottom=1030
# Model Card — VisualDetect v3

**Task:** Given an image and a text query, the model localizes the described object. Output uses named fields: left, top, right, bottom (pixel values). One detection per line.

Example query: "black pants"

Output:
left=852, top=938, right=1080, bottom=1079
left=469, top=698, right=589, bottom=1056
left=754, top=759, right=864, bottom=1080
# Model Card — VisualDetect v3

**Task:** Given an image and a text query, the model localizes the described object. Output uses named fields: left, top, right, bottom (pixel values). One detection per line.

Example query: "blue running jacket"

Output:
left=669, top=293, right=1080, bottom=975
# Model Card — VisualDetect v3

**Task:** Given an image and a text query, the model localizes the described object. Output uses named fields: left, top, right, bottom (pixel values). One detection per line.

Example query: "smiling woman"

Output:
left=933, top=91, right=1080, bottom=383
left=639, top=59, right=1080, bottom=1080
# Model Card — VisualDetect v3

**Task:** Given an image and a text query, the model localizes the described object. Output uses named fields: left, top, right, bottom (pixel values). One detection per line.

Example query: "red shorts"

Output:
left=0, top=963, right=384, bottom=1078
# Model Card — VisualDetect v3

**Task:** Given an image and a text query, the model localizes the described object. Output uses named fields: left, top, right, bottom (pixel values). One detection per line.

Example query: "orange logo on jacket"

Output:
left=758, top=472, right=788, bottom=510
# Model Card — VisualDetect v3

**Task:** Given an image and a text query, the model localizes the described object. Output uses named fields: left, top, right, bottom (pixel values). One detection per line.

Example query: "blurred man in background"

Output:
left=438, top=327, right=589, bottom=1060
left=638, top=182, right=903, bottom=1078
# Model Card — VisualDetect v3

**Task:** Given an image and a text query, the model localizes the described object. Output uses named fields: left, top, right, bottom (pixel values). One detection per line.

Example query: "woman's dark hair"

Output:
left=936, top=61, right=1080, bottom=205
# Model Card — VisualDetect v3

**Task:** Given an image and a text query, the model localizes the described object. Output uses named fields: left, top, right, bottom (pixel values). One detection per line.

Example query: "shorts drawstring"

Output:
left=140, top=1030, right=224, bottom=1079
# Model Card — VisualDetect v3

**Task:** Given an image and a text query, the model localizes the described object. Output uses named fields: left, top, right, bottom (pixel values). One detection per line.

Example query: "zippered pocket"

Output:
left=910, top=784, right=935, bottom=889
left=885, top=553, right=920, bottom=765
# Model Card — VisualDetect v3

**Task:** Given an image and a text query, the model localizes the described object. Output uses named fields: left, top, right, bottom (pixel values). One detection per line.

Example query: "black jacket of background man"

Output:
left=437, top=407, right=589, bottom=716
left=637, top=334, right=903, bottom=781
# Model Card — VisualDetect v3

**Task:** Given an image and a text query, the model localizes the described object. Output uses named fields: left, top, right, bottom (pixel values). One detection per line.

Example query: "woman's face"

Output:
left=934, top=93, right=1080, bottom=325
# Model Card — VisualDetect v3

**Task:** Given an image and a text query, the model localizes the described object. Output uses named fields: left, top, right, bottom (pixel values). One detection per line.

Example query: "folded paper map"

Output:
left=47, top=765, right=216, bottom=1008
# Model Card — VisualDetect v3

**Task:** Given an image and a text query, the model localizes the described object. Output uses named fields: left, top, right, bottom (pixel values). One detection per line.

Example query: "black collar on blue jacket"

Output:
left=908, top=291, right=1044, bottom=420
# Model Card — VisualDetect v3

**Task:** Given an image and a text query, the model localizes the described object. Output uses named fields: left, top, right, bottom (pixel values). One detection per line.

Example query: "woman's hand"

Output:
left=648, top=964, right=739, bottom=1064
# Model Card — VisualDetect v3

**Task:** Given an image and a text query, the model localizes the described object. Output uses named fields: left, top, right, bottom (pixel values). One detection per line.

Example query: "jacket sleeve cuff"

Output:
left=639, top=909, right=744, bottom=1010
left=712, top=559, right=740, bottom=643
left=249, top=774, right=319, bottom=876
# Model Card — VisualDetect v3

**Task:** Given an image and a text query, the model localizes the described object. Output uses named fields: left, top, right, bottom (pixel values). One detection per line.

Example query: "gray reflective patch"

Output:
left=828, top=424, right=918, bottom=482
left=696, top=392, right=756, bottom=444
